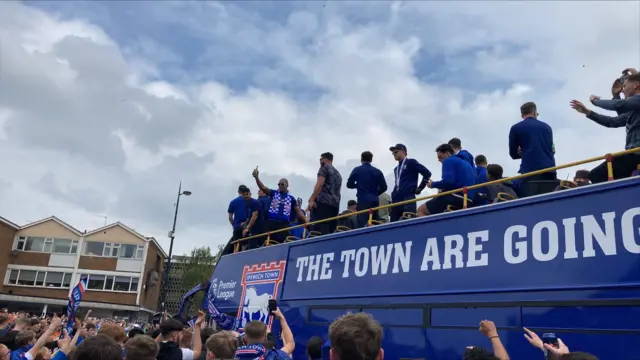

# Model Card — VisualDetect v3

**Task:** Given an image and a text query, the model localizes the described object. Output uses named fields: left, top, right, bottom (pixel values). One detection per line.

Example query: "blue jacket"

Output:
left=431, top=155, right=477, bottom=199
left=391, top=158, right=432, bottom=200
left=509, top=117, right=556, bottom=174
left=346, top=163, right=388, bottom=203
left=456, top=149, right=475, bottom=170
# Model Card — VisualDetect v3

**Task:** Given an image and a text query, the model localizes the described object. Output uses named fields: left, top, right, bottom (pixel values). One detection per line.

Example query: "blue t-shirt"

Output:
left=228, top=197, right=259, bottom=229
left=267, top=190, right=298, bottom=222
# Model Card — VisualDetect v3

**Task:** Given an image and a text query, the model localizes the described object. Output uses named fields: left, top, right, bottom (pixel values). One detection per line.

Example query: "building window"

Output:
left=52, top=239, right=78, bottom=254
left=4, top=269, right=72, bottom=288
left=87, top=274, right=106, bottom=290
left=24, top=237, right=46, bottom=252
left=84, top=242, right=105, bottom=256
left=80, top=274, right=139, bottom=292
left=103, top=243, right=120, bottom=257
left=120, top=244, right=145, bottom=259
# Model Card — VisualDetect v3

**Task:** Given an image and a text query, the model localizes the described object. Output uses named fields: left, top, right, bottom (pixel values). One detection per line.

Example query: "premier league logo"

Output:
left=236, top=261, right=286, bottom=331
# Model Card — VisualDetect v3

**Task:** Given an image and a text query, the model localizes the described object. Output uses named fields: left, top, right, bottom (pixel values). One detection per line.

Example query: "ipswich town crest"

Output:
left=236, top=261, right=286, bottom=331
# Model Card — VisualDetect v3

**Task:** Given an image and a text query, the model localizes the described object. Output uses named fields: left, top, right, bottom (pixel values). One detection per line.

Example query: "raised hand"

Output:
left=570, top=100, right=590, bottom=115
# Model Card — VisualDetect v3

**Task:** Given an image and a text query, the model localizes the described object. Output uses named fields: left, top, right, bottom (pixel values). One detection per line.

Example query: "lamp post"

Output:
left=160, top=181, right=192, bottom=311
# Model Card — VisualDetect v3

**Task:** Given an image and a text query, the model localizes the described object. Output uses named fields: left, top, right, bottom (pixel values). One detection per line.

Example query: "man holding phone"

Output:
left=233, top=307, right=294, bottom=360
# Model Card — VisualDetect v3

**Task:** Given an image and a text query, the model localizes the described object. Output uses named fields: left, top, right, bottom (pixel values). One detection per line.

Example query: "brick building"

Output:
left=0, top=216, right=166, bottom=321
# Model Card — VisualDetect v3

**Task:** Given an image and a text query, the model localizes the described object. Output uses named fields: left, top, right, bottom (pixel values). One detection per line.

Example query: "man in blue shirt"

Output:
left=473, top=154, right=490, bottom=205
left=389, top=144, right=432, bottom=222
left=227, top=185, right=260, bottom=250
left=418, top=144, right=476, bottom=215
left=253, top=168, right=307, bottom=243
left=257, top=190, right=271, bottom=220
left=448, top=138, right=475, bottom=170
left=509, top=102, right=557, bottom=195
left=346, top=151, right=388, bottom=228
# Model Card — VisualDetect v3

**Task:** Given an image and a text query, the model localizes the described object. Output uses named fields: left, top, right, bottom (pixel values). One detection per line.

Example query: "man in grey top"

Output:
left=570, top=71, right=640, bottom=183
left=308, top=152, right=342, bottom=235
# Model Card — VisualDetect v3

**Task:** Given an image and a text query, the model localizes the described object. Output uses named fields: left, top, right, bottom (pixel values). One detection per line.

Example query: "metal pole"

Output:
left=161, top=181, right=182, bottom=311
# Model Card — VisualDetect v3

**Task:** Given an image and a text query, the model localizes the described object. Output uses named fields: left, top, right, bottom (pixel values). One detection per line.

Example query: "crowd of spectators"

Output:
left=227, top=68, right=640, bottom=253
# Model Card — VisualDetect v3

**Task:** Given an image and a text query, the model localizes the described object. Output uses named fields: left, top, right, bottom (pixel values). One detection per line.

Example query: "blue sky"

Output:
left=0, top=1, right=638, bottom=254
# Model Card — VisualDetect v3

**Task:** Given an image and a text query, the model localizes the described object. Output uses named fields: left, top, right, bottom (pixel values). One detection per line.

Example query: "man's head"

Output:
left=475, top=155, right=487, bottom=167
left=297, top=197, right=304, bottom=208
left=98, top=323, right=127, bottom=345
left=435, top=144, right=454, bottom=163
left=71, top=335, right=123, bottom=360
left=389, top=144, right=407, bottom=161
left=320, top=152, right=334, bottom=167
left=85, top=323, right=97, bottom=337
left=463, top=347, right=500, bottom=360
left=486, top=164, right=504, bottom=181
left=573, top=170, right=590, bottom=186
left=14, top=318, right=30, bottom=331
left=520, top=102, right=538, bottom=119
left=306, top=336, right=323, bottom=360
left=347, top=200, right=357, bottom=212
left=15, top=330, right=36, bottom=347
left=448, top=138, right=462, bottom=152
left=258, top=189, right=266, bottom=197
left=205, top=331, right=238, bottom=360
left=159, top=319, right=186, bottom=344
left=361, top=151, right=373, bottom=164
left=124, top=335, right=158, bottom=360
left=238, top=185, right=252, bottom=201
left=278, top=178, right=289, bottom=193
left=244, top=320, right=268, bottom=344
left=559, top=352, right=599, bottom=360
left=329, top=313, right=383, bottom=360
left=622, top=74, right=640, bottom=98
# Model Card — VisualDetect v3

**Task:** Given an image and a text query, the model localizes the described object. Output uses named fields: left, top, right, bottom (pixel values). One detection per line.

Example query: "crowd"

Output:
left=227, top=68, right=640, bottom=252
left=0, top=306, right=601, bottom=360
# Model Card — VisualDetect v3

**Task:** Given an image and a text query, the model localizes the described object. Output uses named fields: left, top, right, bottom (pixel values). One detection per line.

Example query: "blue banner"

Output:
left=280, top=181, right=640, bottom=300
left=178, top=283, right=204, bottom=317
left=65, top=277, right=87, bottom=335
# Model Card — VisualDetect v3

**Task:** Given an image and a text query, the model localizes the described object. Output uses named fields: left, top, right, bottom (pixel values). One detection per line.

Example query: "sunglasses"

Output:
left=278, top=183, right=286, bottom=186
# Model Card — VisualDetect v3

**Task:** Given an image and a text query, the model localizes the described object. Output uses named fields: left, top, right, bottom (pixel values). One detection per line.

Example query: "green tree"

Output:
left=180, top=245, right=223, bottom=314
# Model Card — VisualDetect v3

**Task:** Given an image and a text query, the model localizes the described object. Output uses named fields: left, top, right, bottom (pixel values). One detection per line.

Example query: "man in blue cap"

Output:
left=389, top=144, right=432, bottom=222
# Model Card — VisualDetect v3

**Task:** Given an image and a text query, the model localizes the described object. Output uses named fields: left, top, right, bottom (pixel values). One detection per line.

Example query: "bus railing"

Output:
left=230, top=147, right=640, bottom=253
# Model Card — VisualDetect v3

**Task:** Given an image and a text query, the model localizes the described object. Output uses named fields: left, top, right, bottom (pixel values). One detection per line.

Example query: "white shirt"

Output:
left=181, top=348, right=195, bottom=360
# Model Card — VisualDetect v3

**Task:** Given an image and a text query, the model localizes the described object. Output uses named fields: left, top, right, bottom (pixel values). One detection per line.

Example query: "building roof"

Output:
left=0, top=215, right=168, bottom=258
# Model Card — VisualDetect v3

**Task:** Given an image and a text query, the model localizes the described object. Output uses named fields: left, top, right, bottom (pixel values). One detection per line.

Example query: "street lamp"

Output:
left=160, top=181, right=192, bottom=311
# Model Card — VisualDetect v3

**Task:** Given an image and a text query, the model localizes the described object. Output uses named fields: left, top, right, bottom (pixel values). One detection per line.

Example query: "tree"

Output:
left=179, top=245, right=222, bottom=314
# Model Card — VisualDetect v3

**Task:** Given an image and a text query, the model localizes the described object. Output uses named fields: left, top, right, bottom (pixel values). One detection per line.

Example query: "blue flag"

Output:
left=65, top=277, right=88, bottom=335
left=178, top=283, right=204, bottom=317
left=202, top=280, right=241, bottom=331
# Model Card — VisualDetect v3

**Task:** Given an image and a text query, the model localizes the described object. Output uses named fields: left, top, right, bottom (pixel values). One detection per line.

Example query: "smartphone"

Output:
left=542, top=333, right=559, bottom=348
left=268, top=299, right=277, bottom=314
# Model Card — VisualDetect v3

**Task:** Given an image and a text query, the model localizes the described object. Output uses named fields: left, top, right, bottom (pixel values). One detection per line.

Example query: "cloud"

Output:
left=0, top=1, right=638, bottom=255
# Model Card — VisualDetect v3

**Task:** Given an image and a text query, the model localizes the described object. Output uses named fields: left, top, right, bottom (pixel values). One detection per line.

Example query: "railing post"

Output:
left=233, top=242, right=239, bottom=253
left=368, top=208, right=373, bottom=227
left=462, top=187, right=468, bottom=209
left=605, top=153, right=614, bottom=181
left=302, top=224, right=307, bottom=239
left=266, top=233, right=271, bottom=246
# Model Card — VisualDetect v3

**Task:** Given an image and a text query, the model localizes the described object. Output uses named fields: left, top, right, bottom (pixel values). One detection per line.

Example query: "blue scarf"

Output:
left=10, top=345, right=33, bottom=360
left=234, top=344, right=268, bottom=360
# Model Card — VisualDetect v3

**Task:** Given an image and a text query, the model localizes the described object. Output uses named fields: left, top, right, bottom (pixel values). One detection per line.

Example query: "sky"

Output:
left=0, top=1, right=638, bottom=256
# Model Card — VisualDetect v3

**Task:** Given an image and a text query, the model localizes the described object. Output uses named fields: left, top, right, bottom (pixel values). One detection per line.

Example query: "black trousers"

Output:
left=390, top=195, right=417, bottom=222
left=266, top=220, right=290, bottom=243
left=311, top=202, right=339, bottom=235
left=589, top=153, right=640, bottom=184
left=356, top=200, right=379, bottom=228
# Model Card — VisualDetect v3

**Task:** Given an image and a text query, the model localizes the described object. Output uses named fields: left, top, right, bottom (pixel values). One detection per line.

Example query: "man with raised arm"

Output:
left=253, top=168, right=307, bottom=243
left=570, top=72, right=640, bottom=183
left=234, top=308, right=294, bottom=360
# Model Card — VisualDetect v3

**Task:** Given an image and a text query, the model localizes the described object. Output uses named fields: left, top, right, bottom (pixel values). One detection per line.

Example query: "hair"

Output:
left=15, top=318, right=30, bottom=328
left=486, top=164, right=504, bottom=180
left=244, top=321, right=267, bottom=343
left=85, top=323, right=96, bottom=331
left=626, top=74, right=640, bottom=83
left=475, top=155, right=487, bottom=166
left=448, top=138, right=462, bottom=149
left=574, top=169, right=590, bottom=180
left=0, top=314, right=9, bottom=326
left=463, top=347, right=500, bottom=360
left=205, top=331, right=238, bottom=359
left=361, top=151, right=373, bottom=163
left=435, top=144, right=454, bottom=155
left=560, top=352, right=599, bottom=360
left=201, top=327, right=216, bottom=344
left=71, top=335, right=123, bottom=360
left=329, top=313, right=382, bottom=360
left=347, top=200, right=357, bottom=207
left=29, top=318, right=40, bottom=326
left=98, top=323, right=127, bottom=344
left=159, top=319, right=185, bottom=337
left=179, top=329, right=193, bottom=349
left=306, top=336, right=324, bottom=360
left=34, top=347, right=51, bottom=360
left=124, top=335, right=158, bottom=360
left=321, top=152, right=334, bottom=161
left=15, top=330, right=36, bottom=347
left=127, top=327, right=145, bottom=339
left=520, top=101, right=537, bottom=116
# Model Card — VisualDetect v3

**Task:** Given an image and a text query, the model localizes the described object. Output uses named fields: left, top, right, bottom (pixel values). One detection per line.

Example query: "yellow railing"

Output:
left=230, top=147, right=640, bottom=253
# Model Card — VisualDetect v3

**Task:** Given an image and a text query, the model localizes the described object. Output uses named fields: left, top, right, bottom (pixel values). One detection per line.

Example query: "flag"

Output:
left=65, top=277, right=88, bottom=335
left=187, top=316, right=197, bottom=328
left=201, top=280, right=241, bottom=331
left=177, top=283, right=204, bottom=317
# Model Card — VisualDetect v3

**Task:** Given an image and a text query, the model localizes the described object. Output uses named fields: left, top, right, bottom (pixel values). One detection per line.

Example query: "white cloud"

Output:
left=0, top=1, right=638, bottom=255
